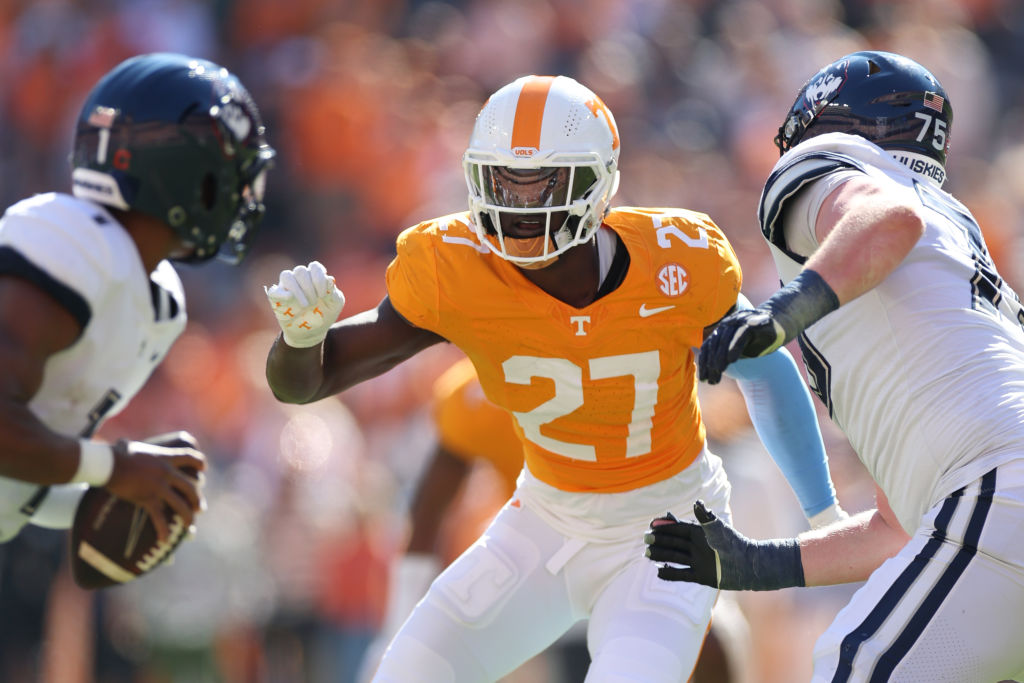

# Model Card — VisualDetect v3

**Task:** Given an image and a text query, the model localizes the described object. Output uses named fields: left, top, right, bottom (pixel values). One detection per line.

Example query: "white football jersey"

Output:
left=759, top=133, right=1024, bottom=533
left=0, top=192, right=186, bottom=541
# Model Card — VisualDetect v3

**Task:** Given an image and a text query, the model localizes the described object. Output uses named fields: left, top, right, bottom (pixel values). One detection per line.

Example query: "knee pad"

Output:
left=630, top=558, right=717, bottom=628
left=431, top=520, right=541, bottom=627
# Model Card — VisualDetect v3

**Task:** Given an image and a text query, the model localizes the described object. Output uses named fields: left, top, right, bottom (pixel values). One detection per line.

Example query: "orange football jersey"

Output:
left=433, top=356, right=524, bottom=491
left=387, top=207, right=741, bottom=493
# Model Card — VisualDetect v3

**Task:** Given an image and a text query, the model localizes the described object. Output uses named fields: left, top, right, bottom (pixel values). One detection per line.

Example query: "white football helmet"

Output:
left=463, top=75, right=621, bottom=268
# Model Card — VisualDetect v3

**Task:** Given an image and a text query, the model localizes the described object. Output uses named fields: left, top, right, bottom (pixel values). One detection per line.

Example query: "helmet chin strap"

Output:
left=507, top=235, right=560, bottom=270
left=503, top=214, right=576, bottom=265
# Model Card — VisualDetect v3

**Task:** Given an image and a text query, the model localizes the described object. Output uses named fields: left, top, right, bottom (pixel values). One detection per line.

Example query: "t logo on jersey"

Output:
left=570, top=315, right=591, bottom=336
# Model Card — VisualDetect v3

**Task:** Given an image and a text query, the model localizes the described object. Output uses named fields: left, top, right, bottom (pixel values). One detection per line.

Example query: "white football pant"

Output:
left=812, top=459, right=1024, bottom=682
left=372, top=494, right=722, bottom=682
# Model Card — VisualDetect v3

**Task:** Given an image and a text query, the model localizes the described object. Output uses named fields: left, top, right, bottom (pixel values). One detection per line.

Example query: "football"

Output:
left=69, top=477, right=193, bottom=590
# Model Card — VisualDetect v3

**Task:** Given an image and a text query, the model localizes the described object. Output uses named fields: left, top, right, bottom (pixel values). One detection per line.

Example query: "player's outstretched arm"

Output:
left=699, top=295, right=843, bottom=526
left=645, top=486, right=909, bottom=589
left=645, top=502, right=806, bottom=590
left=724, top=346, right=844, bottom=527
left=265, top=261, right=444, bottom=404
left=797, top=483, right=910, bottom=586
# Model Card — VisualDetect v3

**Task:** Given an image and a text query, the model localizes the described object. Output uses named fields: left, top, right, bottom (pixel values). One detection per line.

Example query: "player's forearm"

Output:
left=0, top=401, right=90, bottom=485
left=266, top=306, right=444, bottom=403
left=265, top=333, right=330, bottom=404
left=727, top=348, right=838, bottom=518
left=798, top=508, right=909, bottom=586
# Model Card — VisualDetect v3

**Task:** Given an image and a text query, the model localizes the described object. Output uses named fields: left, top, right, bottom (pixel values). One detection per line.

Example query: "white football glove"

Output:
left=265, top=261, right=346, bottom=348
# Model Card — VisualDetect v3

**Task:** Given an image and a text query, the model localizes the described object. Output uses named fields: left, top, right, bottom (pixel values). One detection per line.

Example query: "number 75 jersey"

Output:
left=387, top=207, right=741, bottom=493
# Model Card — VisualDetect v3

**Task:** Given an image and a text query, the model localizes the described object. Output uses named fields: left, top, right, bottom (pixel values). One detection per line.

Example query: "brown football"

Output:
left=69, top=467, right=195, bottom=590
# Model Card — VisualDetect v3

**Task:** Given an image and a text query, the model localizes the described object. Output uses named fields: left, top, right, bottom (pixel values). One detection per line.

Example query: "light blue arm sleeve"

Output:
left=716, top=295, right=837, bottom=517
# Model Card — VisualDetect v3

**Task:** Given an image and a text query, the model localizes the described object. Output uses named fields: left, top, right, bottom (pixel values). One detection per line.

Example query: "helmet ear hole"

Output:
left=200, top=173, right=217, bottom=210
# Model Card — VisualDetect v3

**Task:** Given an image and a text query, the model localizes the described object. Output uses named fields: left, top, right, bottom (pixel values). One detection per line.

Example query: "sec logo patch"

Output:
left=657, top=263, right=689, bottom=296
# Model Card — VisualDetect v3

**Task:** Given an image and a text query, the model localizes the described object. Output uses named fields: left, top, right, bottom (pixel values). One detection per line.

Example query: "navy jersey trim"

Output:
left=0, top=246, right=92, bottom=329
left=18, top=485, right=51, bottom=517
left=149, top=279, right=181, bottom=322
left=759, top=151, right=865, bottom=264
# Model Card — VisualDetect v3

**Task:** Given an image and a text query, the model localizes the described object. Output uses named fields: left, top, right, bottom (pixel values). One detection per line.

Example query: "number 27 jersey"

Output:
left=387, top=207, right=741, bottom=493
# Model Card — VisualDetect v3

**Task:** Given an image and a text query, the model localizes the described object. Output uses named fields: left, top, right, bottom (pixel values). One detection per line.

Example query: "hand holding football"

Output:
left=69, top=431, right=205, bottom=589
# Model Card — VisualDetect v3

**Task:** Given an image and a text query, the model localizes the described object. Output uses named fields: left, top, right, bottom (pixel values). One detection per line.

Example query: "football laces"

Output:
left=136, top=514, right=186, bottom=572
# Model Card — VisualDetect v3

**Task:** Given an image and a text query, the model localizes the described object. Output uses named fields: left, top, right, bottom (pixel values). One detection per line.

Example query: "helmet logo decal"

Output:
left=510, top=76, right=555, bottom=151
left=923, top=92, right=944, bottom=112
left=656, top=263, right=689, bottom=297
left=113, top=148, right=131, bottom=170
left=585, top=97, right=620, bottom=150
left=803, top=61, right=848, bottom=112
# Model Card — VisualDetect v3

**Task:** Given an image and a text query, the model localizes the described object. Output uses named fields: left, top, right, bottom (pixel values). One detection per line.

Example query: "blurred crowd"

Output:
left=1, top=1, right=1023, bottom=682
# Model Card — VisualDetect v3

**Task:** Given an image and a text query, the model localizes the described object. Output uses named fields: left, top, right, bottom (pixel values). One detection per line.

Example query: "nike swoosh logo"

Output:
left=639, top=303, right=676, bottom=317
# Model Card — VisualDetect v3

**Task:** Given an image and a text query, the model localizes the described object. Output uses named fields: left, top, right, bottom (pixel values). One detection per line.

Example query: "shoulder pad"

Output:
left=759, top=150, right=865, bottom=257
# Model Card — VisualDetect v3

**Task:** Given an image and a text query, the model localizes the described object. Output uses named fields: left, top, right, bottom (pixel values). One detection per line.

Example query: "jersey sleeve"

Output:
left=385, top=223, right=442, bottom=333
left=0, top=198, right=111, bottom=328
left=758, top=137, right=870, bottom=263
left=778, top=169, right=863, bottom=258
left=694, top=213, right=743, bottom=327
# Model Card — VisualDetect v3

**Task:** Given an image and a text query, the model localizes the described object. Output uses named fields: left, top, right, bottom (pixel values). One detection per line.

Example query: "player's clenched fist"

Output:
left=265, top=261, right=346, bottom=348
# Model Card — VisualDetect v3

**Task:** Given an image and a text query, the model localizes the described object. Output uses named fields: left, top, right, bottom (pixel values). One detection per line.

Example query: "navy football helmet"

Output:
left=775, top=51, right=952, bottom=179
left=71, top=53, right=275, bottom=263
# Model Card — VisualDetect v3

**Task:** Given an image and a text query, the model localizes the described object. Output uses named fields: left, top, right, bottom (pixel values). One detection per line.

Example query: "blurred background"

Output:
left=0, top=0, right=1022, bottom=681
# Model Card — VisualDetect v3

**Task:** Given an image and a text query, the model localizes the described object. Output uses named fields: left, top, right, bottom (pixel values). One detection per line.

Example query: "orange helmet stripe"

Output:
left=510, top=76, right=556, bottom=151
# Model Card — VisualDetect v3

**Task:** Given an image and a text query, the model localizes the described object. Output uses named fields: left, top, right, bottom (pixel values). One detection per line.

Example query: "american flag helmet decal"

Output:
left=923, top=91, right=944, bottom=112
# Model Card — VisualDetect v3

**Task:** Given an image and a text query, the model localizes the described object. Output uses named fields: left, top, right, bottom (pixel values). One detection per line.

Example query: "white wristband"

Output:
left=72, top=440, right=115, bottom=486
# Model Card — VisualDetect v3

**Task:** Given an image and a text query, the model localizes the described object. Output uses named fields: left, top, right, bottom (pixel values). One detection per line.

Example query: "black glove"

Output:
left=644, top=501, right=805, bottom=591
left=698, top=269, right=840, bottom=385
left=698, top=309, right=786, bottom=385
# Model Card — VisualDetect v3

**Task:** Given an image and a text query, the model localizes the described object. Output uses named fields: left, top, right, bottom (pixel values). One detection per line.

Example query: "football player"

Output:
left=0, top=54, right=274, bottom=575
left=266, top=75, right=843, bottom=682
left=647, top=51, right=1024, bottom=681
left=360, top=355, right=750, bottom=683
